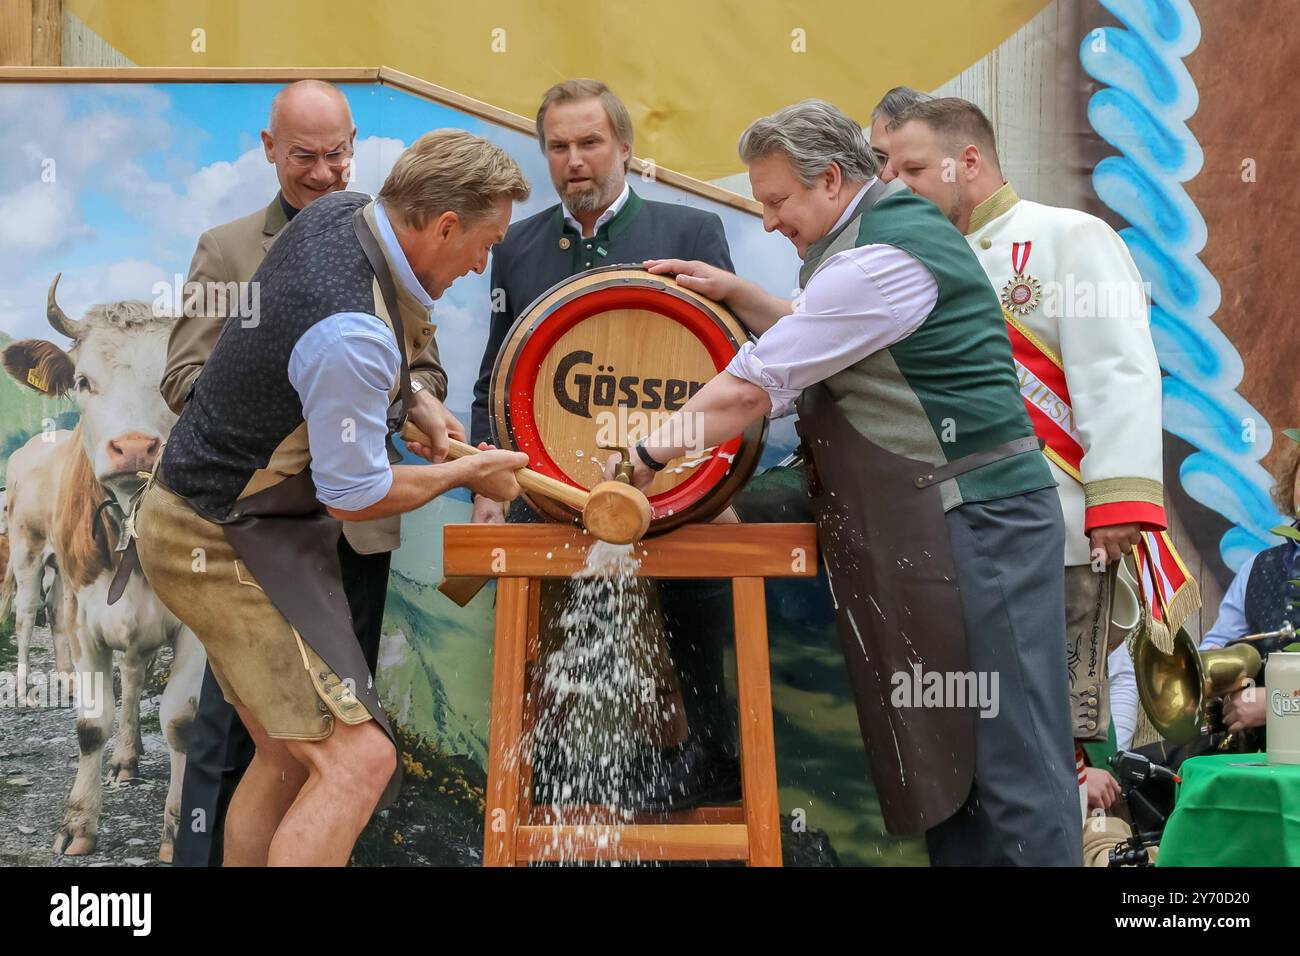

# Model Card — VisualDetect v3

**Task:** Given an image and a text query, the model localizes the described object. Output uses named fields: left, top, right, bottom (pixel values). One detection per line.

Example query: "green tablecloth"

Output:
left=1158, top=753, right=1300, bottom=866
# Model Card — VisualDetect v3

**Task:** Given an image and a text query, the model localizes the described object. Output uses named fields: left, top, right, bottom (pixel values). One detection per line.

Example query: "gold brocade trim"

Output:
left=1005, top=306, right=1081, bottom=480
left=1160, top=528, right=1195, bottom=586
left=1043, top=446, right=1083, bottom=483
left=967, top=182, right=1020, bottom=235
left=1163, top=577, right=1203, bottom=637
left=1004, top=307, right=1064, bottom=368
left=1084, top=476, right=1164, bottom=509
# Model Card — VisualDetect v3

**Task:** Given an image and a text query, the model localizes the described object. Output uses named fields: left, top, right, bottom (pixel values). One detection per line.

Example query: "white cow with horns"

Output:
left=1, top=275, right=204, bottom=860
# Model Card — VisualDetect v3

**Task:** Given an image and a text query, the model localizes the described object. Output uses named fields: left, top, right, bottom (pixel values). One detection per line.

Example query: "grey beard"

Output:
left=563, top=170, right=621, bottom=218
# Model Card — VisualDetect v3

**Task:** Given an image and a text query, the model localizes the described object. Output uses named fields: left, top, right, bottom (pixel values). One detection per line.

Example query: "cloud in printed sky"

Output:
left=138, top=133, right=408, bottom=243
left=0, top=259, right=174, bottom=344
left=0, top=181, right=91, bottom=255
left=0, top=76, right=409, bottom=340
left=0, top=85, right=171, bottom=265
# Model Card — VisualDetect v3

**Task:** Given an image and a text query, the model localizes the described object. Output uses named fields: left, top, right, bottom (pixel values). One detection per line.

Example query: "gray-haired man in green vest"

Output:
left=606, top=99, right=1082, bottom=865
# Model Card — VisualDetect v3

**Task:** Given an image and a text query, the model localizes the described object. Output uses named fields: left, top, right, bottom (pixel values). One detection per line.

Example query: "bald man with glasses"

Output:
left=160, top=80, right=454, bottom=866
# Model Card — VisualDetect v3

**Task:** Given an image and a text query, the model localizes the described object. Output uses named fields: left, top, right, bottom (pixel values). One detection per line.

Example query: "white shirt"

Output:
left=1108, top=642, right=1138, bottom=752
left=562, top=181, right=630, bottom=238
left=726, top=180, right=938, bottom=418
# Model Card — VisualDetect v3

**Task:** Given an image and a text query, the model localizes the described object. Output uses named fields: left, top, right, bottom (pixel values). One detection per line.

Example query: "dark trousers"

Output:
left=172, top=533, right=391, bottom=867
left=924, top=488, right=1083, bottom=866
left=660, top=579, right=737, bottom=757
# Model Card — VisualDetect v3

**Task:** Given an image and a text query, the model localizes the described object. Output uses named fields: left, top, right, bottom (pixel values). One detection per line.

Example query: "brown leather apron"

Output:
left=112, top=208, right=413, bottom=808
left=795, top=383, right=1039, bottom=835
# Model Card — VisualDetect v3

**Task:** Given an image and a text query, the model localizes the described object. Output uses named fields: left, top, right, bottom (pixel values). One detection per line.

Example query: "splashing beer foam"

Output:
left=529, top=541, right=677, bottom=865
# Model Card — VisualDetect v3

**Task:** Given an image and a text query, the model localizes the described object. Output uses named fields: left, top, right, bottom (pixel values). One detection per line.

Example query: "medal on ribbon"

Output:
left=1001, top=240, right=1041, bottom=316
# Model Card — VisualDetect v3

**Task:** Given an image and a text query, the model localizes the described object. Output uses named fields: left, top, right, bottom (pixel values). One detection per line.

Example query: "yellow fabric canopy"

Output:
left=69, top=0, right=1048, bottom=181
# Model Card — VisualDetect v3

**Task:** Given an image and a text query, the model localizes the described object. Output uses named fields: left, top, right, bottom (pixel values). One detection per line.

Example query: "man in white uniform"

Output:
left=884, top=97, right=1169, bottom=820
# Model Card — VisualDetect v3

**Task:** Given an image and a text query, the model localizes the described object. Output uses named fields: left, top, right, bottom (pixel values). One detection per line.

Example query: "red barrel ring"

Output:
left=507, top=285, right=743, bottom=520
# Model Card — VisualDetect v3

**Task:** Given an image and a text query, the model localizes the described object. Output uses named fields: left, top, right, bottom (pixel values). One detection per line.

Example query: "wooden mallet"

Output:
left=399, top=424, right=652, bottom=545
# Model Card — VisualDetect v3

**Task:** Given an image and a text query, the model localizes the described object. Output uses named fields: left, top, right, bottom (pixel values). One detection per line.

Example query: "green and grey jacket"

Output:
left=795, top=188, right=1054, bottom=510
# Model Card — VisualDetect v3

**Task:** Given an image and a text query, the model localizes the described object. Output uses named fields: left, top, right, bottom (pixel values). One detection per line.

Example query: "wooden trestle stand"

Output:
left=442, top=521, right=818, bottom=867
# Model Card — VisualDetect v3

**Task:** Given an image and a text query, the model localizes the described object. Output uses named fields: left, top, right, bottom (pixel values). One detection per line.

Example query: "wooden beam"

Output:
left=732, top=577, right=783, bottom=866
left=482, top=577, right=531, bottom=866
left=626, top=157, right=762, bottom=217
left=0, top=65, right=381, bottom=81
left=442, top=523, right=818, bottom=579
left=0, top=0, right=33, bottom=66
left=516, top=824, right=749, bottom=861
left=526, top=805, right=745, bottom=826
left=378, top=66, right=535, bottom=138
left=30, top=0, right=57, bottom=66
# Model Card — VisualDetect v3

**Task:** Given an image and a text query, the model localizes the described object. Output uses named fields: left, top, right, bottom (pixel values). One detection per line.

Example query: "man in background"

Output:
left=470, top=79, right=739, bottom=808
left=868, top=85, right=932, bottom=175
left=884, top=97, right=1168, bottom=825
left=160, top=80, right=456, bottom=866
left=1194, top=429, right=1300, bottom=737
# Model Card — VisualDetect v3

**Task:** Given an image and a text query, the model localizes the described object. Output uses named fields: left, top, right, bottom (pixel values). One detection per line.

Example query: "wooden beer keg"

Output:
left=490, top=265, right=766, bottom=534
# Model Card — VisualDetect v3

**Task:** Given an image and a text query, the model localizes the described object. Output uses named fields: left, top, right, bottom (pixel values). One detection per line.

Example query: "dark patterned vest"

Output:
left=1244, top=542, right=1300, bottom=633
left=160, top=190, right=380, bottom=520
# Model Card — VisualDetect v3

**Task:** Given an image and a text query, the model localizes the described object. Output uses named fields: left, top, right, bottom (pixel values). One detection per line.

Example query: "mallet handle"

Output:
left=400, top=424, right=591, bottom=511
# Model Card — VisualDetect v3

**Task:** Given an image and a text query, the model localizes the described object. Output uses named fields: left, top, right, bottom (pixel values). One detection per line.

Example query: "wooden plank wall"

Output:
left=933, top=0, right=1092, bottom=212
left=0, top=0, right=61, bottom=65
left=64, top=5, right=132, bottom=66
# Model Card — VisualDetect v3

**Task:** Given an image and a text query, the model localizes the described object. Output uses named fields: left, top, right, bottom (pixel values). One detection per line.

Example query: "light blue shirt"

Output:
left=287, top=199, right=431, bottom=512
left=1200, top=538, right=1300, bottom=650
left=373, top=199, right=434, bottom=312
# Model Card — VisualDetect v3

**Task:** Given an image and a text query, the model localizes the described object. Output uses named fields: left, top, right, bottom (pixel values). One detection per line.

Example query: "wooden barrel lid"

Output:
left=491, top=266, right=766, bottom=532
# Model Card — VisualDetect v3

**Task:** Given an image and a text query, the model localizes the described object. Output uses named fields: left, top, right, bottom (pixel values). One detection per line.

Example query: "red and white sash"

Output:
left=1005, top=309, right=1084, bottom=482
left=1003, top=298, right=1196, bottom=627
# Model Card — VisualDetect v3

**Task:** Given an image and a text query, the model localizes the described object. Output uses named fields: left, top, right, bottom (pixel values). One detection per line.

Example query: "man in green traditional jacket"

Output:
left=610, top=99, right=1082, bottom=866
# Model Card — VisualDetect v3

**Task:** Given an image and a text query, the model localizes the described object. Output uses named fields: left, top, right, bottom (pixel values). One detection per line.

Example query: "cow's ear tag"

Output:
left=26, top=368, right=48, bottom=393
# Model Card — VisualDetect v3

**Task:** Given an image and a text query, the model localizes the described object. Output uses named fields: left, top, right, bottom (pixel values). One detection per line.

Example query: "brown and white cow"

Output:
left=3, top=437, right=75, bottom=705
left=1, top=275, right=204, bottom=861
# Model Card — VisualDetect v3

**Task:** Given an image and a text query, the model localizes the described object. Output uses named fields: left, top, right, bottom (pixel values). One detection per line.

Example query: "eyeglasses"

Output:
left=285, top=147, right=353, bottom=169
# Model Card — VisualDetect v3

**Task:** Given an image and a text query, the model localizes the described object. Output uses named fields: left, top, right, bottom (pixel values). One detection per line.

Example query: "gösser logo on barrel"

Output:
left=489, top=265, right=766, bottom=533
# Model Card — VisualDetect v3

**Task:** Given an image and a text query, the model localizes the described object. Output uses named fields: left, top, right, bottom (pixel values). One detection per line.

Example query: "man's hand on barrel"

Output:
left=644, top=258, right=740, bottom=302
left=644, top=259, right=791, bottom=334
left=464, top=446, right=530, bottom=503
left=404, top=391, right=466, bottom=463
